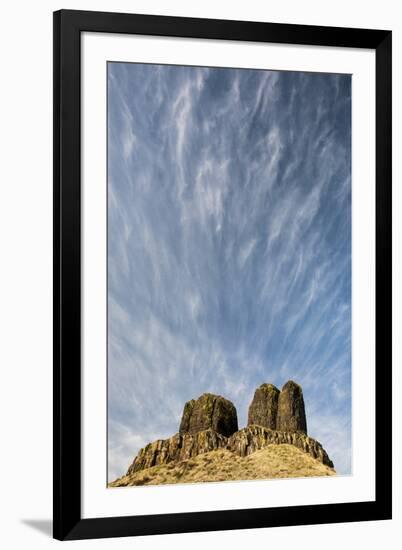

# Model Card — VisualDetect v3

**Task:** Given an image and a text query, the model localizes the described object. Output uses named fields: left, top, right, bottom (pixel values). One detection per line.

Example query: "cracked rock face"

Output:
left=276, top=380, right=307, bottom=434
left=179, top=393, right=238, bottom=437
left=227, top=425, right=333, bottom=467
left=126, top=425, right=333, bottom=475
left=127, top=429, right=228, bottom=474
left=247, top=383, right=280, bottom=429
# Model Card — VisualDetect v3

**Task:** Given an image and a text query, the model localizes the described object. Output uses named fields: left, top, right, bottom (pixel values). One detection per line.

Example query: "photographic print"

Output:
left=107, top=62, right=351, bottom=488
left=54, top=11, right=391, bottom=539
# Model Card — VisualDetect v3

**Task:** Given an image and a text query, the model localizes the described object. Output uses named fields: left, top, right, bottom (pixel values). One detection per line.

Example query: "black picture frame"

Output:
left=53, top=9, right=392, bottom=541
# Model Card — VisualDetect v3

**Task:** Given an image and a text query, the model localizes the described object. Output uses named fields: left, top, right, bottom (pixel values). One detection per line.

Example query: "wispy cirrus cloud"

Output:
left=107, top=63, right=351, bottom=481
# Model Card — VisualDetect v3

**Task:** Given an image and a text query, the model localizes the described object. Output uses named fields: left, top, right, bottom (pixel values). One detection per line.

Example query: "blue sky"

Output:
left=107, top=62, right=351, bottom=481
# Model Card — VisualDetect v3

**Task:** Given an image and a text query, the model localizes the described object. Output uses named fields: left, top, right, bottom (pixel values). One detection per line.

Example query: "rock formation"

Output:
left=179, top=393, right=238, bottom=437
left=247, top=383, right=280, bottom=429
left=276, top=380, right=307, bottom=434
left=127, top=428, right=227, bottom=474
left=119, top=381, right=333, bottom=485
left=227, top=425, right=332, bottom=467
left=126, top=424, right=333, bottom=476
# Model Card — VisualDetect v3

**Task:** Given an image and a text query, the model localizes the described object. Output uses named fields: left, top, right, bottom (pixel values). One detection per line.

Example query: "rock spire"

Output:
left=247, top=383, right=280, bottom=429
left=247, top=380, right=307, bottom=434
left=276, top=380, right=307, bottom=434
left=179, top=393, right=238, bottom=437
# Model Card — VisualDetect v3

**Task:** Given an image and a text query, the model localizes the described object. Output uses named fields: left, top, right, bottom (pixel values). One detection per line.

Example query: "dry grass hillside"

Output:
left=109, top=444, right=335, bottom=487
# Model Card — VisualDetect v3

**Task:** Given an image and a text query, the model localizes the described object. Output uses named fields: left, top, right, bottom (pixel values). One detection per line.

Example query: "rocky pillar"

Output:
left=276, top=380, right=307, bottom=434
left=247, top=383, right=280, bottom=429
left=179, top=393, right=238, bottom=437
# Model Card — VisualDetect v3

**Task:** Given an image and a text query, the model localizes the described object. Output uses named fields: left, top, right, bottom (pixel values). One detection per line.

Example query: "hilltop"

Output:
left=110, top=444, right=335, bottom=487
left=109, top=382, right=335, bottom=487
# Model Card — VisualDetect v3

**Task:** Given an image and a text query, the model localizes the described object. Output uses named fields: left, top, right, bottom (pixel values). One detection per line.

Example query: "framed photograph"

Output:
left=53, top=9, right=392, bottom=541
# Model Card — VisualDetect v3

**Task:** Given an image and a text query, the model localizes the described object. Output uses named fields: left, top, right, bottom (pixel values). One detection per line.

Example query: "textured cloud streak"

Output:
left=107, top=63, right=351, bottom=481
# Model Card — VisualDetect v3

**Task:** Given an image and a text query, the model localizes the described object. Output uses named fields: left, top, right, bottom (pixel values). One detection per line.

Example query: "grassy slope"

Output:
left=109, top=444, right=335, bottom=487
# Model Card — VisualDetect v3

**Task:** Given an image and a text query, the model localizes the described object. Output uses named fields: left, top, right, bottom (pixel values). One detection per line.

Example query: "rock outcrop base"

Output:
left=127, top=428, right=227, bottom=474
left=227, top=425, right=333, bottom=467
left=126, top=425, right=333, bottom=475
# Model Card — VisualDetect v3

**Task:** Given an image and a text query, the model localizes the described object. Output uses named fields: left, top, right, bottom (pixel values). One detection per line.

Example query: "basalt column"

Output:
left=247, top=383, right=280, bottom=429
left=276, top=380, right=307, bottom=434
left=179, top=393, right=238, bottom=437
